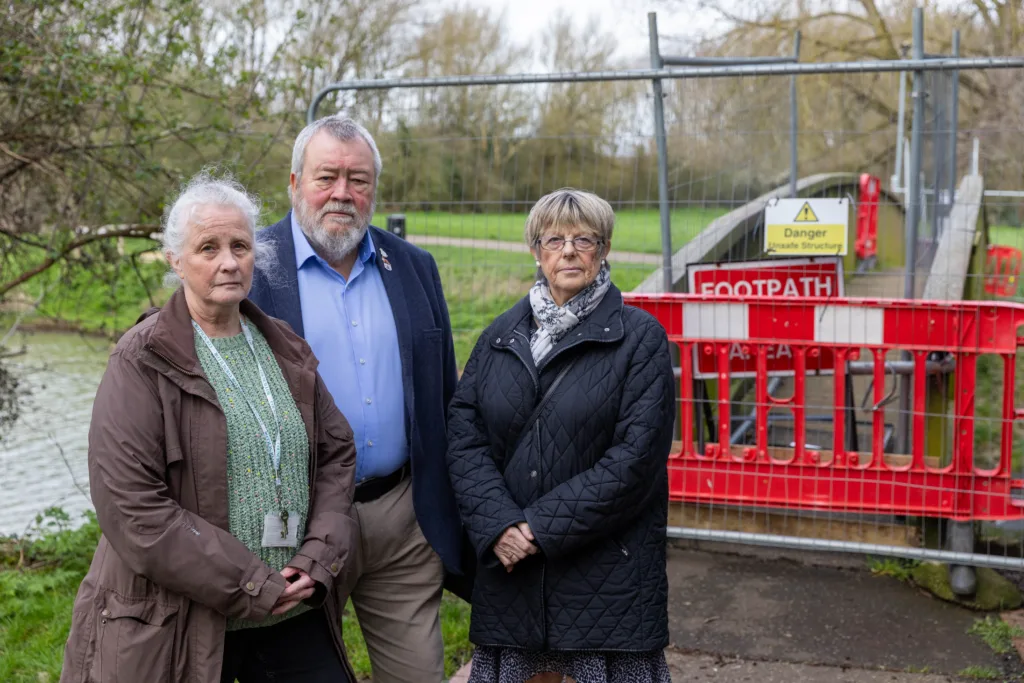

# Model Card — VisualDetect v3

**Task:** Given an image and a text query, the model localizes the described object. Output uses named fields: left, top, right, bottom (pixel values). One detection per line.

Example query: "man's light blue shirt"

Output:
left=290, top=215, right=407, bottom=483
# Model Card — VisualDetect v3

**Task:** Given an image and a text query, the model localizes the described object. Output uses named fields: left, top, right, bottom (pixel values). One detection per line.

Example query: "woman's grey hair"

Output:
left=161, top=170, right=275, bottom=287
left=291, top=115, right=383, bottom=183
left=524, top=188, right=615, bottom=257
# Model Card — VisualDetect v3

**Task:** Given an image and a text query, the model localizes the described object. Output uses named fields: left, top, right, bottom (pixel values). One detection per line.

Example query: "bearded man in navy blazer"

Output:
left=249, top=115, right=469, bottom=682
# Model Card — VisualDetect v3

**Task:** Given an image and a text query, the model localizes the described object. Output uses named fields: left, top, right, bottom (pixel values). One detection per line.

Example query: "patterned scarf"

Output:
left=529, top=263, right=611, bottom=365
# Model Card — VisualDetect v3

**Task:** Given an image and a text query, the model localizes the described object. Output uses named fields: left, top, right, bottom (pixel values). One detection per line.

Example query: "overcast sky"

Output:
left=455, top=0, right=725, bottom=67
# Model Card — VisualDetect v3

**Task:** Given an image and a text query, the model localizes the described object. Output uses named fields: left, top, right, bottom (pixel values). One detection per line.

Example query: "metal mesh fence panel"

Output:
left=303, top=59, right=1024, bottom=572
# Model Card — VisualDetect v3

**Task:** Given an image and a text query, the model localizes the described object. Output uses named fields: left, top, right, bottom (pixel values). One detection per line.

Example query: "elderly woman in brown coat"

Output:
left=60, top=172, right=359, bottom=683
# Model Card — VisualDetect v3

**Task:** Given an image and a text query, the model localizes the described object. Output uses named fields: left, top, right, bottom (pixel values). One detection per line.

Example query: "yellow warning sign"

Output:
left=764, top=198, right=849, bottom=256
left=765, top=224, right=847, bottom=255
left=794, top=202, right=819, bottom=222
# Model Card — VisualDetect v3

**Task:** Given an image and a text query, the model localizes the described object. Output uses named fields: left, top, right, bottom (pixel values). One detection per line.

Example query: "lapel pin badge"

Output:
left=380, top=248, right=392, bottom=271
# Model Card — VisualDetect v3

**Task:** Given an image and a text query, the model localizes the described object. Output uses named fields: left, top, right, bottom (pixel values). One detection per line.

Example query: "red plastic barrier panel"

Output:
left=856, top=174, right=880, bottom=261
left=625, top=292, right=1024, bottom=522
left=687, top=258, right=843, bottom=378
left=985, top=244, right=1023, bottom=298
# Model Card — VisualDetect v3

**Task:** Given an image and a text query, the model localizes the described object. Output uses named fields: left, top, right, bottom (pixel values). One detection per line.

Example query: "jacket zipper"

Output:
left=502, top=325, right=623, bottom=652
left=505, top=330, right=539, bottom=394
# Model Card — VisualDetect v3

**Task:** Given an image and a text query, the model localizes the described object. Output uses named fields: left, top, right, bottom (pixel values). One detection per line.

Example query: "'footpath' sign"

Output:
left=687, top=257, right=844, bottom=379
left=764, top=198, right=850, bottom=256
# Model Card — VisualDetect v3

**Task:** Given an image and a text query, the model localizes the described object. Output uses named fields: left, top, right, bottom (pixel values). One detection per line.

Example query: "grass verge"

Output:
left=958, top=665, right=1001, bottom=680
left=968, top=616, right=1024, bottom=655
left=866, top=556, right=920, bottom=582
left=401, top=207, right=727, bottom=255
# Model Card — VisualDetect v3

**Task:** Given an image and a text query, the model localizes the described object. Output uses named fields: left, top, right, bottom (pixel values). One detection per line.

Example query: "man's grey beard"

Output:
left=292, top=194, right=375, bottom=265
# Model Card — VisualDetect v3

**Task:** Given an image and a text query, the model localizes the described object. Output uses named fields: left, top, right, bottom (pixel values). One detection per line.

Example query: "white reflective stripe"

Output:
left=683, top=303, right=749, bottom=340
left=814, top=306, right=884, bottom=346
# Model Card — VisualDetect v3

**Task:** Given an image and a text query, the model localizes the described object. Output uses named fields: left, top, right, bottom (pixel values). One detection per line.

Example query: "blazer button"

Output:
left=245, top=581, right=255, bottom=591
left=330, top=563, right=340, bottom=573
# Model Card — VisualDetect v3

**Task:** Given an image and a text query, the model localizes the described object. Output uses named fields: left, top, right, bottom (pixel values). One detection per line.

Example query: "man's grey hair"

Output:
left=291, top=115, right=383, bottom=183
left=524, top=188, right=615, bottom=257
left=161, top=170, right=275, bottom=286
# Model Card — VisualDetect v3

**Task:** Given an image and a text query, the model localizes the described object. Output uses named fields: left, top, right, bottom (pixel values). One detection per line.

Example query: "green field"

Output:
left=428, top=245, right=655, bottom=365
left=990, top=225, right=1024, bottom=249
left=4, top=243, right=654, bottom=370
left=399, top=207, right=728, bottom=254
left=983, top=225, right=1024, bottom=298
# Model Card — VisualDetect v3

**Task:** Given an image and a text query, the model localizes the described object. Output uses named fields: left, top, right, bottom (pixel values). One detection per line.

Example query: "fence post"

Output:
left=648, top=12, right=674, bottom=293
left=789, top=31, right=801, bottom=198
left=899, top=7, right=925, bottom=455
left=893, top=68, right=907, bottom=192
left=950, top=30, right=960, bottom=201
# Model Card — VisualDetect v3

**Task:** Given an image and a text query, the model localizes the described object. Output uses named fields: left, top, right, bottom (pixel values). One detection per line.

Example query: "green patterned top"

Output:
left=194, top=322, right=311, bottom=631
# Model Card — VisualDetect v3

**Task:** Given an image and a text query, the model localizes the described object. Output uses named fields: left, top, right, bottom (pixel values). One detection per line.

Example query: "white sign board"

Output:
left=764, top=198, right=850, bottom=256
left=686, top=257, right=845, bottom=379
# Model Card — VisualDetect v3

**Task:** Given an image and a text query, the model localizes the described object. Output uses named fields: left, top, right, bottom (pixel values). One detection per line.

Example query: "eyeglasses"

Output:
left=536, top=235, right=603, bottom=252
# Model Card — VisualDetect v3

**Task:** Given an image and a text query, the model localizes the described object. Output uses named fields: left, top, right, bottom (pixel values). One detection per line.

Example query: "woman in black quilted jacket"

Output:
left=447, top=188, right=675, bottom=683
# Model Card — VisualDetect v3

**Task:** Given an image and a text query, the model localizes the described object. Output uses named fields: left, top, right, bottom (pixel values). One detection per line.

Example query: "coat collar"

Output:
left=490, top=284, right=625, bottom=370
left=141, top=288, right=315, bottom=388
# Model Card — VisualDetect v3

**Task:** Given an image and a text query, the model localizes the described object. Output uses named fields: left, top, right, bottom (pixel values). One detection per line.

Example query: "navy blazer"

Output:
left=249, top=214, right=471, bottom=596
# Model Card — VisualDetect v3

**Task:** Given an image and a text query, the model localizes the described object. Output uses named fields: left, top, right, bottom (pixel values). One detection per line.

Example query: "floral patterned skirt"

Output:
left=467, top=646, right=672, bottom=683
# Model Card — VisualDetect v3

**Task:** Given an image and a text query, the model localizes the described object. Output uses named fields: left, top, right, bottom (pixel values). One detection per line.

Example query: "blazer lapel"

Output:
left=373, top=229, right=415, bottom=438
left=263, top=214, right=305, bottom=337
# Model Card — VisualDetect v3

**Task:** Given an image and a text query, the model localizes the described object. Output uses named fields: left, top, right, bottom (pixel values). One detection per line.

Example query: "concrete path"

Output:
left=407, top=235, right=662, bottom=265
left=446, top=546, right=1020, bottom=682
left=450, top=650, right=967, bottom=682
left=662, top=651, right=966, bottom=681
left=666, top=547, right=1012, bottom=677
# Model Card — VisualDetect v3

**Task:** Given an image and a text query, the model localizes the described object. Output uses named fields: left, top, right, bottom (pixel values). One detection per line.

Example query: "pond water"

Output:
left=0, top=330, right=111, bottom=536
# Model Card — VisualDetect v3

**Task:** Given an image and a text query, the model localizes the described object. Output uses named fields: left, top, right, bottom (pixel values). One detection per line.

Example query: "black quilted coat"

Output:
left=447, top=285, right=674, bottom=652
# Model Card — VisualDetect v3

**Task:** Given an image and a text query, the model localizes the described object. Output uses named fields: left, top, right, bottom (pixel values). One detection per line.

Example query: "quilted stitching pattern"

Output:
left=447, top=286, right=674, bottom=652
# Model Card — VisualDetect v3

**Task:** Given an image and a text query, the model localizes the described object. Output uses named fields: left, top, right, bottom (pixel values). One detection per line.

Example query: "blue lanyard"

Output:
left=192, top=317, right=283, bottom=484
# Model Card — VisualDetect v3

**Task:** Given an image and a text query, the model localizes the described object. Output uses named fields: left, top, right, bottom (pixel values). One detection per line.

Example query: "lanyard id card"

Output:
left=192, top=318, right=298, bottom=549
left=261, top=510, right=300, bottom=548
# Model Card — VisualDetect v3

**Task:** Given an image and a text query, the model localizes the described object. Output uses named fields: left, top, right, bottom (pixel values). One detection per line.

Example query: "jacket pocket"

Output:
left=90, top=595, right=178, bottom=683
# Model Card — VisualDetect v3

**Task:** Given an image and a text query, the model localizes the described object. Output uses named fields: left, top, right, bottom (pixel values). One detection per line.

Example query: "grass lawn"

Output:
left=2, top=237, right=168, bottom=336
left=425, top=245, right=655, bottom=366
left=989, top=225, right=1024, bottom=250
left=342, top=594, right=473, bottom=679
left=4, top=241, right=654, bottom=371
left=402, top=207, right=728, bottom=254
left=982, top=225, right=1024, bottom=298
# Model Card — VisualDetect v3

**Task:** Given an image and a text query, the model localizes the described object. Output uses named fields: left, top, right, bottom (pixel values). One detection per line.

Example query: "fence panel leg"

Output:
left=947, top=521, right=977, bottom=597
